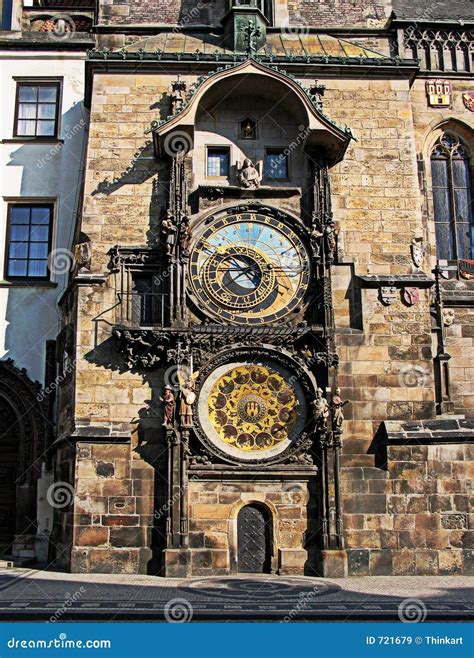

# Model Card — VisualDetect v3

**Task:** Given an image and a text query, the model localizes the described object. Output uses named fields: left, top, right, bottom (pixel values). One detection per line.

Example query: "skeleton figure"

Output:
left=331, top=387, right=349, bottom=432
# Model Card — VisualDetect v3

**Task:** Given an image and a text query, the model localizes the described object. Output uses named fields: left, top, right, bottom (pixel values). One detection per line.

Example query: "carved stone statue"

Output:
left=179, top=214, right=192, bottom=257
left=179, top=377, right=196, bottom=428
left=160, top=385, right=175, bottom=426
left=331, top=387, right=349, bottom=433
left=162, top=211, right=177, bottom=256
left=324, top=224, right=337, bottom=256
left=237, top=159, right=262, bottom=189
left=310, top=225, right=323, bottom=260
left=312, top=388, right=330, bottom=430
left=170, top=77, right=187, bottom=115
left=74, top=233, right=92, bottom=272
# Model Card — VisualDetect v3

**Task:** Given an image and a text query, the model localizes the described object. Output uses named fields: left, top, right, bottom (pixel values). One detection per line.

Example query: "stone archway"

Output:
left=0, top=360, right=49, bottom=558
left=0, top=397, right=21, bottom=553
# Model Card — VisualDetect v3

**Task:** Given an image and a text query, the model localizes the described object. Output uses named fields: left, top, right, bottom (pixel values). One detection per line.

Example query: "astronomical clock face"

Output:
left=189, top=210, right=310, bottom=324
left=198, top=360, right=308, bottom=461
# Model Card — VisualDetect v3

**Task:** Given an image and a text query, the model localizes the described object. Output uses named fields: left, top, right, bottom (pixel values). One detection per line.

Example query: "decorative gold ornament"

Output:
left=189, top=211, right=310, bottom=325
left=207, top=364, right=298, bottom=452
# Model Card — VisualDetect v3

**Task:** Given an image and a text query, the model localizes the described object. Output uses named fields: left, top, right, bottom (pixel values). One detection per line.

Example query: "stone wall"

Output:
left=445, top=308, right=474, bottom=417
left=342, top=442, right=473, bottom=575
left=70, top=441, right=155, bottom=574
left=185, top=476, right=317, bottom=576
left=97, top=0, right=392, bottom=28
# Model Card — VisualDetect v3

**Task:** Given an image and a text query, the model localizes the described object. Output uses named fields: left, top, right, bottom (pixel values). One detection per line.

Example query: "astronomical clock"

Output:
left=188, top=210, right=310, bottom=325
left=183, top=205, right=321, bottom=469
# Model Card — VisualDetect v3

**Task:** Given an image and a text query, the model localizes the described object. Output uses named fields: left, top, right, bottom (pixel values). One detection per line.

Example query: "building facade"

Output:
left=0, top=0, right=93, bottom=561
left=1, top=0, right=473, bottom=577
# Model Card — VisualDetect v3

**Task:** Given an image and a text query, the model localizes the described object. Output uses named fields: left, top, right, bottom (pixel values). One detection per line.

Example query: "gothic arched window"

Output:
left=431, top=132, right=473, bottom=260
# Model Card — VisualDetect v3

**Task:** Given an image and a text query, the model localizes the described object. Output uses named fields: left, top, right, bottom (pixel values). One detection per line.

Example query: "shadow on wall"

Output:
left=83, top=336, right=167, bottom=574
left=2, top=102, right=87, bottom=384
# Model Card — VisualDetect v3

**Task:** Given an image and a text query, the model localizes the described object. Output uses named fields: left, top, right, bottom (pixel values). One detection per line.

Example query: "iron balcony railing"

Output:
left=115, top=292, right=167, bottom=328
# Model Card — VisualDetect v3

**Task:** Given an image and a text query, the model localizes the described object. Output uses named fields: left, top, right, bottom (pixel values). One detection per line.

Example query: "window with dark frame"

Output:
left=431, top=132, right=473, bottom=260
left=5, top=204, right=53, bottom=280
left=207, top=147, right=230, bottom=177
left=264, top=149, right=288, bottom=180
left=14, top=81, right=60, bottom=138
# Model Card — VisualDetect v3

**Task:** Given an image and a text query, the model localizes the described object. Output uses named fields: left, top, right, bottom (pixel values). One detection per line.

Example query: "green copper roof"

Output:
left=119, top=31, right=387, bottom=59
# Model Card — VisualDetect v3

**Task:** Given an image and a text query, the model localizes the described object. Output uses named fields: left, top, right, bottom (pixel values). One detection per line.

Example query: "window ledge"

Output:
left=2, top=138, right=64, bottom=145
left=0, top=280, right=58, bottom=288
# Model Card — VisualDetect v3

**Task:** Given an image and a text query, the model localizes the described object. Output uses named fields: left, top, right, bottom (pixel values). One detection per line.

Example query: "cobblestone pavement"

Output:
left=0, top=569, right=472, bottom=621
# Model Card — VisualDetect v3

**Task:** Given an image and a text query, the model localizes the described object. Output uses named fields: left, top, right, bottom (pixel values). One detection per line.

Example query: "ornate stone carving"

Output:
left=74, top=233, right=92, bottom=272
left=411, top=239, right=424, bottom=269
left=402, top=287, right=420, bottom=306
left=161, top=212, right=177, bottom=257
left=170, top=76, right=187, bottom=115
left=239, top=18, right=262, bottom=53
left=403, top=26, right=472, bottom=73
left=312, top=388, right=330, bottom=432
left=380, top=286, right=397, bottom=306
left=178, top=374, right=196, bottom=429
left=237, top=159, right=262, bottom=189
left=331, top=387, right=349, bottom=434
left=113, top=329, right=169, bottom=368
left=443, top=308, right=455, bottom=326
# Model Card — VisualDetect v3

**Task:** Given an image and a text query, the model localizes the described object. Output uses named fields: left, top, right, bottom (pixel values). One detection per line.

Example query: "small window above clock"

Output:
left=207, top=147, right=230, bottom=177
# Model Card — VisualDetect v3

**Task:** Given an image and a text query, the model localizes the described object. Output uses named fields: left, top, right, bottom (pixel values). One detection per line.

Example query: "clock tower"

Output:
left=107, top=59, right=352, bottom=577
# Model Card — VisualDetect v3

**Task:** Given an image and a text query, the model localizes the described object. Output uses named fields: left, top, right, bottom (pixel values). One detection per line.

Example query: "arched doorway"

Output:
left=0, top=360, right=49, bottom=559
left=0, top=398, right=20, bottom=553
left=237, top=504, right=272, bottom=573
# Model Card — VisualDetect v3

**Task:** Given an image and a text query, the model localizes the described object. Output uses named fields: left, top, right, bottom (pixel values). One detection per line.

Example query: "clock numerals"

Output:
left=189, top=212, right=310, bottom=325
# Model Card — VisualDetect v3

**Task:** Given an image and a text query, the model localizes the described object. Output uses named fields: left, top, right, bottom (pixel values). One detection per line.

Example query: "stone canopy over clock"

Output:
left=188, top=206, right=311, bottom=325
